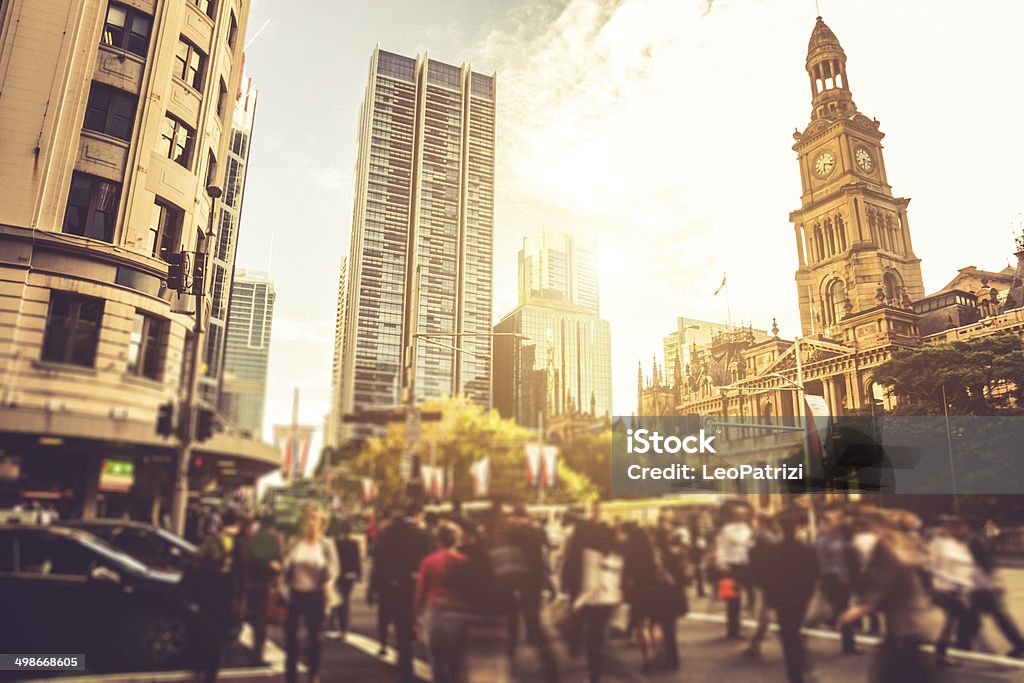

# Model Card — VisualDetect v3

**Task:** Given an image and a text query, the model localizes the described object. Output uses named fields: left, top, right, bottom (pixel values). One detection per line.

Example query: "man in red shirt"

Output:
left=416, top=523, right=469, bottom=683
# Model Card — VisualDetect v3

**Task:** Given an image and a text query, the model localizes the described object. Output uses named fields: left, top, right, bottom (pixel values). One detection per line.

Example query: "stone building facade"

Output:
left=639, top=17, right=1024, bottom=431
left=0, top=0, right=276, bottom=519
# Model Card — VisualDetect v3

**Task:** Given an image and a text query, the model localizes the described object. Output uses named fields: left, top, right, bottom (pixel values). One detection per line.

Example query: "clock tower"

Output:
left=790, top=17, right=924, bottom=338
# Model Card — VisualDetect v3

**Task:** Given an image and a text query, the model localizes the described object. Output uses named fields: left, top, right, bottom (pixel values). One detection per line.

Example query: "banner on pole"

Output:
left=470, top=457, right=490, bottom=498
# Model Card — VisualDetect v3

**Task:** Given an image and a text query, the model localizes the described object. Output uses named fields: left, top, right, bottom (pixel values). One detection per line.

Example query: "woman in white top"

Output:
left=281, top=507, right=339, bottom=683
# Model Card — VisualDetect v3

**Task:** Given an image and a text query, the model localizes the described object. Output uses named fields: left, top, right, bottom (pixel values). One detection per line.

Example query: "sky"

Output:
left=236, top=0, right=1024, bottom=457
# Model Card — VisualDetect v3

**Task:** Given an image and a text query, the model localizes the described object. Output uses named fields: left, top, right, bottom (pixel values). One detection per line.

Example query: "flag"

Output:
left=713, top=273, right=727, bottom=296
left=361, top=478, right=378, bottom=503
left=524, top=444, right=541, bottom=485
left=470, top=457, right=490, bottom=498
left=803, top=394, right=832, bottom=472
left=273, top=424, right=315, bottom=480
left=541, top=445, right=559, bottom=488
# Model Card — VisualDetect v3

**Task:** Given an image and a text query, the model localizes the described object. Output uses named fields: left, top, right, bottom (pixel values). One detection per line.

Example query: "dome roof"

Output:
left=807, top=16, right=844, bottom=59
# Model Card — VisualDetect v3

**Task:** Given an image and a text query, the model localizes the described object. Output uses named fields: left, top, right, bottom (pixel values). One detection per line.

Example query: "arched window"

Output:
left=761, top=401, right=774, bottom=426
left=835, top=214, right=847, bottom=251
left=826, top=279, right=846, bottom=325
left=814, top=225, right=824, bottom=261
left=825, top=218, right=835, bottom=256
left=883, top=272, right=901, bottom=302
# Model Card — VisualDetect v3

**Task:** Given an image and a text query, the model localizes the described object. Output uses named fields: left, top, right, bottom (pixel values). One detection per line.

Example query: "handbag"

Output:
left=265, top=582, right=288, bottom=626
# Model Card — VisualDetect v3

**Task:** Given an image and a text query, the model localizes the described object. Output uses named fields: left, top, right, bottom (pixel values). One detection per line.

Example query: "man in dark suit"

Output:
left=756, top=511, right=819, bottom=683
left=370, top=502, right=435, bottom=683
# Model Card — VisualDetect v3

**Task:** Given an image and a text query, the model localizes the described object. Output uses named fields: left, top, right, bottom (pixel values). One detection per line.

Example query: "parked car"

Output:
left=0, top=525, right=199, bottom=671
left=58, top=519, right=197, bottom=572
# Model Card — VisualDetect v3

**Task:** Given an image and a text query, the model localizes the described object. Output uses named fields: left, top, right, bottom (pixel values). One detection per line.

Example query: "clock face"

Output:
left=813, top=151, right=835, bottom=178
left=855, top=146, right=874, bottom=172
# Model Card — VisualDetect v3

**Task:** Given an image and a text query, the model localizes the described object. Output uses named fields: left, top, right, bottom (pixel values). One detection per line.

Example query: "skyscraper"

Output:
left=518, top=227, right=600, bottom=315
left=334, top=48, right=496, bottom=439
left=495, top=228, right=611, bottom=429
left=200, top=75, right=257, bottom=407
left=326, top=256, right=347, bottom=448
left=220, top=269, right=275, bottom=437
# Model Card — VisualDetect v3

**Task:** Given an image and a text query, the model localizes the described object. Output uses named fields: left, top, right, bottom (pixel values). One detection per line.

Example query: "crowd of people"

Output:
left=180, top=498, right=1023, bottom=683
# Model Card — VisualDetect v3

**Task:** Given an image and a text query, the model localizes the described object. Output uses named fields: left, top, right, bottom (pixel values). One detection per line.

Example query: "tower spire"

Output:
left=806, top=16, right=856, bottom=121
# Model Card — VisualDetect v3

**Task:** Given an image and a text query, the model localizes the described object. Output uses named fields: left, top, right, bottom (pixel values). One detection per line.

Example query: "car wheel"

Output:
left=133, top=613, right=190, bottom=668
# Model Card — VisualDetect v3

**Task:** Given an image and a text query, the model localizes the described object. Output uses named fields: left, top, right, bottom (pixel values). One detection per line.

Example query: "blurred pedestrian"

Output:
left=370, top=502, right=434, bottom=683
left=966, top=520, right=1024, bottom=658
left=621, top=524, right=661, bottom=672
left=839, top=510, right=932, bottom=683
left=281, top=507, right=339, bottom=683
left=328, top=519, right=361, bottom=640
left=928, top=516, right=974, bottom=666
left=562, top=506, right=622, bottom=683
left=415, top=522, right=470, bottom=683
left=816, top=507, right=861, bottom=655
left=713, top=505, right=753, bottom=639
left=246, top=514, right=284, bottom=665
left=652, top=524, right=689, bottom=671
left=503, top=504, right=559, bottom=683
left=743, top=513, right=781, bottom=658
left=758, top=512, right=819, bottom=683
left=189, top=507, right=247, bottom=683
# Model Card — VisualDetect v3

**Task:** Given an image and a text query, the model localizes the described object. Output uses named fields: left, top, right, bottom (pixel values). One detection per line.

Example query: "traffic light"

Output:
left=166, top=252, right=189, bottom=293
left=191, top=250, right=207, bottom=295
left=195, top=408, right=217, bottom=442
left=156, top=401, right=176, bottom=437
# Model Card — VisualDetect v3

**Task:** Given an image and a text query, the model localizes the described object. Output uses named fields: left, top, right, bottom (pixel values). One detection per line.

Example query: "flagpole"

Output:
left=725, top=278, right=732, bottom=329
left=290, top=387, right=299, bottom=481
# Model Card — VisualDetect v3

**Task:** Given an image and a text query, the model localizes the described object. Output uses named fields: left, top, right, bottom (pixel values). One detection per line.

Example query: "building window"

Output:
left=157, top=115, right=195, bottom=168
left=174, top=38, right=206, bottom=91
left=826, top=279, right=846, bottom=325
left=148, top=200, right=182, bottom=262
left=82, top=82, right=136, bottom=141
left=228, top=11, right=238, bottom=49
left=41, top=292, right=104, bottom=367
left=193, top=0, right=216, bottom=19
left=206, top=150, right=218, bottom=189
left=63, top=173, right=120, bottom=242
left=217, top=78, right=229, bottom=118
left=102, top=3, right=151, bottom=58
left=127, top=311, right=165, bottom=380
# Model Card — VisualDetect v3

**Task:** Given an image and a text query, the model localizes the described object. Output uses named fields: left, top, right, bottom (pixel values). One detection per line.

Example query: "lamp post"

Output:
left=170, top=184, right=221, bottom=535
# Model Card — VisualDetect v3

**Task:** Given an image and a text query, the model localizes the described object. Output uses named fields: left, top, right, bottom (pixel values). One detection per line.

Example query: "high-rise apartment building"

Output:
left=333, top=48, right=496, bottom=440
left=219, top=269, right=274, bottom=437
left=662, top=317, right=733, bottom=380
left=0, top=0, right=277, bottom=519
left=199, top=75, right=257, bottom=406
left=325, top=256, right=347, bottom=448
left=518, top=227, right=600, bottom=315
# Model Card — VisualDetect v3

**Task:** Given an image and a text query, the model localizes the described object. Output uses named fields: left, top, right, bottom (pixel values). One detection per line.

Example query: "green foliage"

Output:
left=872, top=333, right=1024, bottom=415
left=558, top=430, right=613, bottom=498
left=351, top=395, right=599, bottom=505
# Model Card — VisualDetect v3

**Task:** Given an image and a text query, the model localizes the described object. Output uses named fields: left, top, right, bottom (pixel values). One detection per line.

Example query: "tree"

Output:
left=872, top=333, right=1024, bottom=415
left=351, top=395, right=599, bottom=506
left=558, top=430, right=613, bottom=498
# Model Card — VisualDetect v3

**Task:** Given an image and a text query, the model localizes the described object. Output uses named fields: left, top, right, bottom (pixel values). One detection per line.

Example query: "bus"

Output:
left=260, top=482, right=333, bottom=533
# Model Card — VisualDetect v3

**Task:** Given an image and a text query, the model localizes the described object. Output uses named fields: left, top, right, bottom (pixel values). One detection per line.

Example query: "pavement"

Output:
left=31, top=570, right=1024, bottom=683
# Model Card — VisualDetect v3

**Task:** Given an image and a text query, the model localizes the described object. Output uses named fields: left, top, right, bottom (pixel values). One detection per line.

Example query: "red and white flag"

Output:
left=525, top=444, right=541, bottom=485
left=361, top=478, right=378, bottom=503
left=273, top=424, right=316, bottom=480
left=470, top=457, right=490, bottom=498
left=541, top=445, right=559, bottom=488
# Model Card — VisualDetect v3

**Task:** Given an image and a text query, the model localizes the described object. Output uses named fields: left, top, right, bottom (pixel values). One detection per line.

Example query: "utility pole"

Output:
left=794, top=337, right=817, bottom=538
left=170, top=186, right=221, bottom=535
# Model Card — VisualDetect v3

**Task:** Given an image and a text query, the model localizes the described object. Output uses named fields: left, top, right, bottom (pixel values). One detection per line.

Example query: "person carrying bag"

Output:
left=279, top=507, right=339, bottom=683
